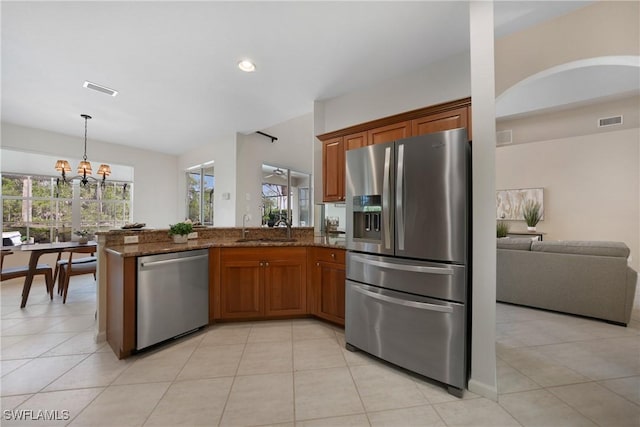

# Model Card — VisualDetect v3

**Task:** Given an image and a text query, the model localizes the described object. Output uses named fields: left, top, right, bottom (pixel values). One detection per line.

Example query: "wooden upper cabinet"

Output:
left=322, top=137, right=345, bottom=202
left=344, top=131, right=369, bottom=151
left=368, top=121, right=411, bottom=145
left=317, top=98, right=471, bottom=202
left=411, top=107, right=470, bottom=140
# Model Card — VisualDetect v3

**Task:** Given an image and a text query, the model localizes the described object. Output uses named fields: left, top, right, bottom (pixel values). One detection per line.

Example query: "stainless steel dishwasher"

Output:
left=136, top=249, right=209, bottom=350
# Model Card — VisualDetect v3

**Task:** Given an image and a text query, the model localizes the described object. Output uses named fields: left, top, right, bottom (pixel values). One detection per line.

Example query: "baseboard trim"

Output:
left=468, top=378, right=498, bottom=401
left=95, top=330, right=107, bottom=344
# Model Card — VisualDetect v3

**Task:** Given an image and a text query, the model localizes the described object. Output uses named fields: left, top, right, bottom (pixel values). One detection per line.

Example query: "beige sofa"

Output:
left=497, top=239, right=638, bottom=325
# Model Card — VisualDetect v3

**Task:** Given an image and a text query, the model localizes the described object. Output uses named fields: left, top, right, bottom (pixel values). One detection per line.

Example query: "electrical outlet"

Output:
left=124, top=235, right=139, bottom=244
left=188, top=232, right=198, bottom=239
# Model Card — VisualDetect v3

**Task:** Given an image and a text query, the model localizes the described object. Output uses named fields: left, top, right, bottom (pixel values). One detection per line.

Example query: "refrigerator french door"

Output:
left=346, top=128, right=469, bottom=262
left=345, top=128, right=470, bottom=397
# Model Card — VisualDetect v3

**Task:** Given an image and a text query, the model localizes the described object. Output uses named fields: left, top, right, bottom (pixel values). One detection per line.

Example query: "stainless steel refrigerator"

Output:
left=345, top=128, right=470, bottom=397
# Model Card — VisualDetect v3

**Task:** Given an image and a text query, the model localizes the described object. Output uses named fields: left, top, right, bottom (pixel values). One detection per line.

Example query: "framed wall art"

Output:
left=496, top=187, right=544, bottom=221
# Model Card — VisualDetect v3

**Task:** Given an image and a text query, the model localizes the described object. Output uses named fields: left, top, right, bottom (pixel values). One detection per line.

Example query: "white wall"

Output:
left=1, top=122, right=178, bottom=228
left=468, top=0, right=497, bottom=400
left=496, top=127, right=640, bottom=271
left=313, top=52, right=471, bottom=204
left=235, top=113, right=314, bottom=227
left=319, top=52, right=471, bottom=133
left=495, top=1, right=639, bottom=97
left=177, top=133, right=238, bottom=227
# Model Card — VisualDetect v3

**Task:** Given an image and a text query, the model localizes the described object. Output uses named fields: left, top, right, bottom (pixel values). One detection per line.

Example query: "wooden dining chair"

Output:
left=58, top=246, right=97, bottom=303
left=54, top=247, right=97, bottom=296
left=1, top=250, right=54, bottom=299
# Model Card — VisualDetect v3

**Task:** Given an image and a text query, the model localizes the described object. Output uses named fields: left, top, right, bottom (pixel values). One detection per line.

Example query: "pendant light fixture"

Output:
left=55, top=114, right=111, bottom=187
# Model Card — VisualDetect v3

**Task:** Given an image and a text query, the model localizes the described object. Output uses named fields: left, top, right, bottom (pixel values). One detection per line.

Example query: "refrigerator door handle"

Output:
left=382, top=146, right=392, bottom=249
left=353, top=285, right=453, bottom=313
left=351, top=254, right=455, bottom=275
left=396, top=143, right=405, bottom=250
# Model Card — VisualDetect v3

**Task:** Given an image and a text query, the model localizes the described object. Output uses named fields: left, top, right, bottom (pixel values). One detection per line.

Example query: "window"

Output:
left=186, top=165, right=214, bottom=225
left=262, top=183, right=289, bottom=227
left=2, top=173, right=133, bottom=243
left=260, top=164, right=311, bottom=227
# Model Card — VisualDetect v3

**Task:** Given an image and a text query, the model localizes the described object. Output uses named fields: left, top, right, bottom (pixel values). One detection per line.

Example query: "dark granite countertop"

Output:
left=104, top=235, right=346, bottom=257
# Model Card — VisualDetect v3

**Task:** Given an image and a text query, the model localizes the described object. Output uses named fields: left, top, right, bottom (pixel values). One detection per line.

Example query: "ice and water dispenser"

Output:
left=352, top=195, right=382, bottom=241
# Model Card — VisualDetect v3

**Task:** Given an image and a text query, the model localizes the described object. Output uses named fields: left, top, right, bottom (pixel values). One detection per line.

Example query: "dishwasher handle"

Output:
left=139, top=254, right=208, bottom=269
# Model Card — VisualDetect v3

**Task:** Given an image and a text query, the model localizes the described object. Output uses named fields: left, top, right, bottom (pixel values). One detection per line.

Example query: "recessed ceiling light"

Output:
left=83, top=81, right=118, bottom=97
left=238, top=60, right=256, bottom=72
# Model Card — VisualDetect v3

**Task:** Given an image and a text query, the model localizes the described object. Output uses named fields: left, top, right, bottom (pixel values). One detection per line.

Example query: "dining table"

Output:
left=17, top=241, right=97, bottom=308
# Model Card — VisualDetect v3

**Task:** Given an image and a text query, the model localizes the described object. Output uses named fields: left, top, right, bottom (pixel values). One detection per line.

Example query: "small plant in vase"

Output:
left=497, top=221, right=510, bottom=238
left=74, top=229, right=92, bottom=244
left=169, top=222, right=193, bottom=243
left=522, top=200, right=541, bottom=231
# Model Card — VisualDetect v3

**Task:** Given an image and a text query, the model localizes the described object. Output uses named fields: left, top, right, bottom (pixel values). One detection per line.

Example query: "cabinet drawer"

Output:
left=314, top=248, right=346, bottom=264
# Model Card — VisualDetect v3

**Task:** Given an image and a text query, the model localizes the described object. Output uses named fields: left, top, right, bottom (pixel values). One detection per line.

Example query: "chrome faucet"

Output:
left=242, top=214, right=250, bottom=239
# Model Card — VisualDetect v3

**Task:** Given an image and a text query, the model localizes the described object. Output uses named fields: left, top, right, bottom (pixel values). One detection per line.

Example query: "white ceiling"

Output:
left=2, top=1, right=594, bottom=155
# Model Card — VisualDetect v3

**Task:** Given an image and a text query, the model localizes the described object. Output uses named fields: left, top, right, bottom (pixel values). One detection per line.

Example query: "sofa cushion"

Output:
left=531, top=240, right=630, bottom=258
left=497, top=238, right=532, bottom=251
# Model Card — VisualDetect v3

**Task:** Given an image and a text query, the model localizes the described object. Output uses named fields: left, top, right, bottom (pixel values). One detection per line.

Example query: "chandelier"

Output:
left=55, top=114, right=111, bottom=187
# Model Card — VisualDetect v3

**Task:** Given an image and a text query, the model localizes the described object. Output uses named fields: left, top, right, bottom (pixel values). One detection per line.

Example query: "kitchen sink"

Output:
left=235, top=237, right=297, bottom=243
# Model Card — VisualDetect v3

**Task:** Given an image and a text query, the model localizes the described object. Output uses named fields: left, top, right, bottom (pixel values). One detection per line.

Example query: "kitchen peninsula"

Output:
left=97, top=227, right=346, bottom=358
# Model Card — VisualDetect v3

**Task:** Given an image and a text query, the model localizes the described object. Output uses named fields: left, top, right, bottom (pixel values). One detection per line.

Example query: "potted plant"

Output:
left=522, top=200, right=541, bottom=231
left=168, top=222, right=193, bottom=243
left=74, top=229, right=92, bottom=244
left=497, top=220, right=510, bottom=238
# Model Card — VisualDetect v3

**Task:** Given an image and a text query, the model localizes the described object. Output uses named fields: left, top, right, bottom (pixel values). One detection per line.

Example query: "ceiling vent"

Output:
left=83, top=81, right=118, bottom=97
left=598, top=115, right=623, bottom=128
left=496, top=129, right=512, bottom=146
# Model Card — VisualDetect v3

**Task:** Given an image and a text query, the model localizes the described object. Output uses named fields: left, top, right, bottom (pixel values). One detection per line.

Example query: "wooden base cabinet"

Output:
left=219, top=253, right=263, bottom=319
left=219, top=247, right=307, bottom=320
left=105, top=252, right=136, bottom=359
left=310, top=248, right=346, bottom=326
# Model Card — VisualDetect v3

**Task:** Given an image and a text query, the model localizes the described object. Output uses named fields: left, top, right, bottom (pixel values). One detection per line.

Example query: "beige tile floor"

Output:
left=1, top=275, right=639, bottom=426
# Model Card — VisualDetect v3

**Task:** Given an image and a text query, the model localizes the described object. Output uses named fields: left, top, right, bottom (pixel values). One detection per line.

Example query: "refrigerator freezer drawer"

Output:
left=346, top=252, right=466, bottom=303
left=345, top=281, right=467, bottom=391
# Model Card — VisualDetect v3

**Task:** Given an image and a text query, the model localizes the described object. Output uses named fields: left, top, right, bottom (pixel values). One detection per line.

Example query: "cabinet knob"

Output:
left=330, top=253, right=336, bottom=259
left=260, top=262, right=264, bottom=267
left=265, top=262, right=269, bottom=267
left=316, top=262, right=320, bottom=266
